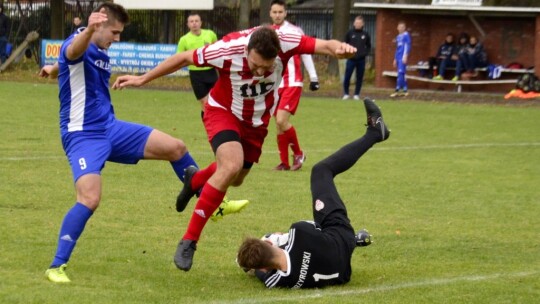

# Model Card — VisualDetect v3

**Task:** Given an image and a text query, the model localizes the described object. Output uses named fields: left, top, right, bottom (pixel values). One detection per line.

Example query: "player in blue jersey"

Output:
left=38, top=3, right=246, bottom=283
left=391, top=21, right=411, bottom=98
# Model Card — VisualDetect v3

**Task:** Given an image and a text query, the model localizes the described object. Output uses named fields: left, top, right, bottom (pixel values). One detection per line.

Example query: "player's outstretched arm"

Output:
left=313, top=39, right=356, bottom=59
left=66, top=9, right=108, bottom=61
left=39, top=62, right=59, bottom=79
left=112, top=50, right=195, bottom=89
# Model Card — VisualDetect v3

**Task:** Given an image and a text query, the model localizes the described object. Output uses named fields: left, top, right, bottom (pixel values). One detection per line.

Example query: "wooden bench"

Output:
left=382, top=67, right=532, bottom=93
left=406, top=64, right=532, bottom=75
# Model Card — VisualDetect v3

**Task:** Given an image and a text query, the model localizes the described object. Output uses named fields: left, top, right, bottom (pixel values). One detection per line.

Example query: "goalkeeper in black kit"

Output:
left=237, top=98, right=390, bottom=288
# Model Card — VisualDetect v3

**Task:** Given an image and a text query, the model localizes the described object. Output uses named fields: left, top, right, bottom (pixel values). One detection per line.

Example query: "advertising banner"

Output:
left=41, top=40, right=188, bottom=76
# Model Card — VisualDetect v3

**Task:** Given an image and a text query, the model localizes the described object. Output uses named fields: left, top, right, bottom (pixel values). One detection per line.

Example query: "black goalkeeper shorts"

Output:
left=189, top=69, right=218, bottom=100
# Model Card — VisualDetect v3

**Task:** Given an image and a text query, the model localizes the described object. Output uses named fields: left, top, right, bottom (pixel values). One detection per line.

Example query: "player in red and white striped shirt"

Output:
left=113, top=26, right=356, bottom=272
left=270, top=0, right=319, bottom=171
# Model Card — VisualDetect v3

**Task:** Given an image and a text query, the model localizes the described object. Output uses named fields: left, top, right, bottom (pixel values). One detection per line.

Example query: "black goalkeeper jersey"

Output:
left=258, top=220, right=354, bottom=289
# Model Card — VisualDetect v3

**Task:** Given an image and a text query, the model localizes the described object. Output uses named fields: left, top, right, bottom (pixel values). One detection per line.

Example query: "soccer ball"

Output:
left=355, top=229, right=373, bottom=247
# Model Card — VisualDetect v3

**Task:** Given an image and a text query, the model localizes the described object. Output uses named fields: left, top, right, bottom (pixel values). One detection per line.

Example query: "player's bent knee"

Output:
left=219, top=162, right=243, bottom=178
left=162, top=139, right=187, bottom=161
left=173, top=139, right=188, bottom=158
left=77, top=195, right=101, bottom=211
left=312, top=162, right=329, bottom=176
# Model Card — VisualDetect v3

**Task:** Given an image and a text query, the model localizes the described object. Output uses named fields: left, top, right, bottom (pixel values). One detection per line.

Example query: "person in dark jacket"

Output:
left=456, top=36, right=488, bottom=77
left=453, top=34, right=487, bottom=81
left=431, top=33, right=456, bottom=80
left=342, top=15, right=371, bottom=100
left=72, top=16, right=85, bottom=33
left=0, top=6, right=10, bottom=64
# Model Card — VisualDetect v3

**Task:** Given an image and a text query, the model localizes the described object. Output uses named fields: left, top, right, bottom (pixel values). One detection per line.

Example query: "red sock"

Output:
left=191, top=162, right=216, bottom=190
left=277, top=133, right=289, bottom=166
left=183, top=183, right=225, bottom=241
left=285, top=126, right=302, bottom=155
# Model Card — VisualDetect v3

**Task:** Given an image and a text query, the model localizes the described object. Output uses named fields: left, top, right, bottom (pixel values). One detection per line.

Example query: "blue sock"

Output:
left=170, top=152, right=198, bottom=183
left=51, top=202, right=93, bottom=267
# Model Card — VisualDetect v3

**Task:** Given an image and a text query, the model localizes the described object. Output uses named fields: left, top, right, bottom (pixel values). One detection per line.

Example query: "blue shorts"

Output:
left=61, top=120, right=153, bottom=182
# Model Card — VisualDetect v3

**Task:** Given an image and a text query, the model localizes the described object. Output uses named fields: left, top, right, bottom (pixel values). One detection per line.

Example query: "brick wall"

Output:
left=375, top=9, right=538, bottom=93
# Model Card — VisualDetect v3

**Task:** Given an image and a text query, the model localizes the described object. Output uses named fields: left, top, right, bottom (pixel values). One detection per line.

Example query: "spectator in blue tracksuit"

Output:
left=342, top=15, right=371, bottom=100
left=431, top=33, right=456, bottom=80
left=0, top=6, right=9, bottom=64
left=391, top=21, right=411, bottom=97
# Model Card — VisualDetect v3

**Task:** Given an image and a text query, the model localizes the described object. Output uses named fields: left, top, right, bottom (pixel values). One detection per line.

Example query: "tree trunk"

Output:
left=327, top=0, right=350, bottom=77
left=239, top=0, right=252, bottom=29
left=50, top=0, right=65, bottom=40
left=259, top=0, right=271, bottom=25
left=167, top=10, right=177, bottom=44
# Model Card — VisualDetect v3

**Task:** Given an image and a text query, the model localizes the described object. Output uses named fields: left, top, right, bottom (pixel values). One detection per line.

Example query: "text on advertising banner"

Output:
left=41, top=39, right=188, bottom=76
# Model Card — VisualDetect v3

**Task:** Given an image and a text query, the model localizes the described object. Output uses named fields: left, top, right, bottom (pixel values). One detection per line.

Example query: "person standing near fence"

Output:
left=72, top=16, right=85, bottom=33
left=269, top=0, right=319, bottom=171
left=342, top=15, right=371, bottom=100
left=391, top=21, right=411, bottom=98
left=177, top=13, right=218, bottom=117
left=0, top=6, right=10, bottom=64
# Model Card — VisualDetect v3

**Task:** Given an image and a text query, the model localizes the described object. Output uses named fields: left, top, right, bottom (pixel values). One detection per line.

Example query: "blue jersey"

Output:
left=395, top=31, right=411, bottom=61
left=57, top=31, right=115, bottom=135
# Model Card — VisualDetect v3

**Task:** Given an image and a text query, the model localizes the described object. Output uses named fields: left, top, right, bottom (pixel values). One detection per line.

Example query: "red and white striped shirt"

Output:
left=192, top=26, right=316, bottom=127
left=274, top=21, right=318, bottom=89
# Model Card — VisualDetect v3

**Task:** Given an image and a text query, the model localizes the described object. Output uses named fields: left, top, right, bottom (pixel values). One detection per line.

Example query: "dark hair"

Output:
left=271, top=0, right=286, bottom=7
left=247, top=26, right=280, bottom=60
left=94, top=2, right=129, bottom=25
left=237, top=238, right=275, bottom=270
left=458, top=32, right=469, bottom=44
left=188, top=12, right=201, bottom=19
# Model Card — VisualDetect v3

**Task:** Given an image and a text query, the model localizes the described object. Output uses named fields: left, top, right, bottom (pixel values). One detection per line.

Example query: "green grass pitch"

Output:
left=0, top=81, right=539, bottom=303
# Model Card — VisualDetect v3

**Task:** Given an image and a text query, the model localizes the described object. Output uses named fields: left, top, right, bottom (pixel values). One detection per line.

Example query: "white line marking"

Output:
left=1, top=142, right=538, bottom=161
left=0, top=156, right=65, bottom=161
left=216, top=270, right=539, bottom=304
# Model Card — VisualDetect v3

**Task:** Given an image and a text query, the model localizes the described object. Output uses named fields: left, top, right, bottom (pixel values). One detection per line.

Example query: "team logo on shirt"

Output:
left=315, top=199, right=325, bottom=211
left=239, top=82, right=275, bottom=98
left=94, top=59, right=110, bottom=71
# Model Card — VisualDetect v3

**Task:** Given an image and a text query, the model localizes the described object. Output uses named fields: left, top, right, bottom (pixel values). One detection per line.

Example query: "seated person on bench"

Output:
left=430, top=33, right=456, bottom=80
left=453, top=35, right=488, bottom=81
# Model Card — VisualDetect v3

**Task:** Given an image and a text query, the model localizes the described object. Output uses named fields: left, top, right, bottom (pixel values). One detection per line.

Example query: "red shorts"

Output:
left=276, top=86, right=303, bottom=115
left=203, top=105, right=269, bottom=164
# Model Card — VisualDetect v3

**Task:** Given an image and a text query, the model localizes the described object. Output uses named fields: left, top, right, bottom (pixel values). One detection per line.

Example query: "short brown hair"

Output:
left=237, top=237, right=276, bottom=270
left=94, top=2, right=129, bottom=25
left=247, top=26, right=280, bottom=60
left=271, top=0, right=286, bottom=7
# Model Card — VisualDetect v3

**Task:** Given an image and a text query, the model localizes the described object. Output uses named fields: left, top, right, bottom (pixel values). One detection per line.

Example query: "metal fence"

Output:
left=1, top=0, right=376, bottom=64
